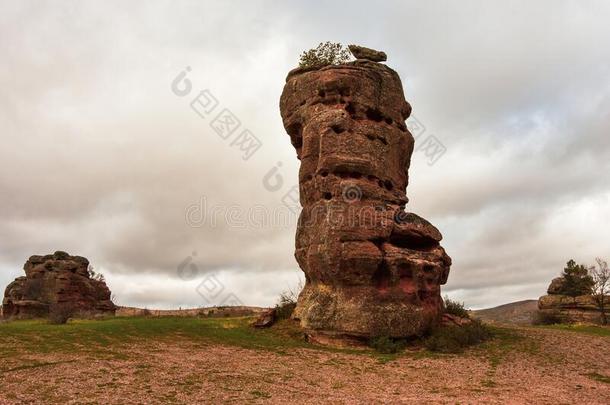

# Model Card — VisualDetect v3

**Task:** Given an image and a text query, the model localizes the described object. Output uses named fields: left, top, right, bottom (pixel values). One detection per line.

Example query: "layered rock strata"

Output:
left=538, top=277, right=607, bottom=324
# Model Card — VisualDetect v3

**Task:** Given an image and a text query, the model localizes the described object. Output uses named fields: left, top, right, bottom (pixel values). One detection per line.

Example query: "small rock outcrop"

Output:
left=538, top=278, right=607, bottom=323
left=441, top=313, right=473, bottom=327
left=252, top=308, right=276, bottom=328
left=280, top=47, right=451, bottom=341
left=348, top=45, right=387, bottom=62
left=2, top=251, right=115, bottom=319
left=546, top=277, right=566, bottom=295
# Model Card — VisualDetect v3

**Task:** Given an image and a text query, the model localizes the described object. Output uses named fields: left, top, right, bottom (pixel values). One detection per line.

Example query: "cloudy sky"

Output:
left=1, top=1, right=609, bottom=310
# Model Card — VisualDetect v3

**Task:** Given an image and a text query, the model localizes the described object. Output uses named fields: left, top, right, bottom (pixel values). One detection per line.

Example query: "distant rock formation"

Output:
left=2, top=251, right=115, bottom=319
left=280, top=47, right=451, bottom=341
left=538, top=278, right=607, bottom=323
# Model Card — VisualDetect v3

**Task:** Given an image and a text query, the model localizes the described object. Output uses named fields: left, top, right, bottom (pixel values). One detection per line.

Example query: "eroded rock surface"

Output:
left=280, top=56, right=451, bottom=340
left=2, top=251, right=115, bottom=319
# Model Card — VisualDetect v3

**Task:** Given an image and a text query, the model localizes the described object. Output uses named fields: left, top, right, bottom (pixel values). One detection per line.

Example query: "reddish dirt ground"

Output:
left=1, top=326, right=609, bottom=404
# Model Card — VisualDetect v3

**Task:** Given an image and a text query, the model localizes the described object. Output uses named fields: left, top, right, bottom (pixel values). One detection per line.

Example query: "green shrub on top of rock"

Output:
left=559, top=260, right=594, bottom=297
left=298, top=42, right=351, bottom=68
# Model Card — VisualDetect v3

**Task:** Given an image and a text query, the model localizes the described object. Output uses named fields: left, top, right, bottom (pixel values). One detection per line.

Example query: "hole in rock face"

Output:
left=373, top=262, right=392, bottom=290
left=345, top=103, right=356, bottom=115
left=385, top=117, right=393, bottom=125
left=418, top=289, right=431, bottom=302
left=320, top=170, right=329, bottom=177
left=287, top=122, right=303, bottom=151
left=365, top=133, right=375, bottom=141
left=318, top=89, right=325, bottom=97
left=334, top=168, right=364, bottom=180
left=378, top=136, right=388, bottom=145
left=383, top=180, right=393, bottom=191
left=330, top=124, right=345, bottom=134
left=423, top=265, right=435, bottom=273
left=323, top=192, right=332, bottom=200
left=286, top=122, right=302, bottom=138
left=304, top=174, right=313, bottom=181
left=389, top=233, right=438, bottom=251
left=365, top=108, right=384, bottom=122
left=398, top=264, right=413, bottom=279
left=369, top=237, right=384, bottom=248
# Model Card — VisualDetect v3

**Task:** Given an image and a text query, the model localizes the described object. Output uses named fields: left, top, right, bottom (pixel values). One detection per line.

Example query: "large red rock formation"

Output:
left=280, top=48, right=451, bottom=341
left=2, top=251, right=115, bottom=319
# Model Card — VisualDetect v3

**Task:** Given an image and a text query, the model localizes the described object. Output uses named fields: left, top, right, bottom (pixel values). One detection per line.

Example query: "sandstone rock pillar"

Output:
left=280, top=50, right=451, bottom=341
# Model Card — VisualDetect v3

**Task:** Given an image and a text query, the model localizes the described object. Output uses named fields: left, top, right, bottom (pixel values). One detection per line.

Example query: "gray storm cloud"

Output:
left=1, top=0, right=609, bottom=309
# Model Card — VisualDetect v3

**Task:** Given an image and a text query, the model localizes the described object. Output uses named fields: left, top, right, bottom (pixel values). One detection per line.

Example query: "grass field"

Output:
left=541, top=323, right=610, bottom=337
left=0, top=317, right=312, bottom=357
left=1, top=317, right=609, bottom=404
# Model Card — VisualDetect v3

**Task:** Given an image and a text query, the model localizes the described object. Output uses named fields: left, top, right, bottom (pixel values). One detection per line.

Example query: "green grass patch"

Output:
left=250, top=390, right=272, bottom=399
left=0, top=316, right=313, bottom=358
left=483, top=326, right=539, bottom=362
left=538, top=324, right=610, bottom=337
left=586, top=372, right=610, bottom=384
left=368, top=336, right=407, bottom=354
left=3, top=360, right=76, bottom=374
left=424, top=320, right=493, bottom=354
left=0, top=316, right=547, bottom=369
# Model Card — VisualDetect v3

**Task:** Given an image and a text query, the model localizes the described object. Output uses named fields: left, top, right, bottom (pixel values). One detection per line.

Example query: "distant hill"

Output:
left=470, top=299, right=538, bottom=325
